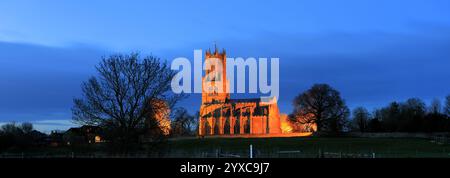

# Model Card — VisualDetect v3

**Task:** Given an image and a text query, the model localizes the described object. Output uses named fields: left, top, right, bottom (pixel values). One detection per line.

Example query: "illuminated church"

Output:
left=198, top=47, right=282, bottom=136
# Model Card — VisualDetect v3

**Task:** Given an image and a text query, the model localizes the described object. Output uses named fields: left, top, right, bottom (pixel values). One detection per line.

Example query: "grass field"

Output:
left=166, top=137, right=450, bottom=158
left=2, top=137, right=449, bottom=158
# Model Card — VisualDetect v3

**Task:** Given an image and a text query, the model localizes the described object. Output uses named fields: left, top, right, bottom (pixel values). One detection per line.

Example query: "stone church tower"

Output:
left=201, top=46, right=230, bottom=104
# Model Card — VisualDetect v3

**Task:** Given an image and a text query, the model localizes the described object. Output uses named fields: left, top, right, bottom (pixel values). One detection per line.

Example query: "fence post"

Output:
left=250, top=144, right=253, bottom=158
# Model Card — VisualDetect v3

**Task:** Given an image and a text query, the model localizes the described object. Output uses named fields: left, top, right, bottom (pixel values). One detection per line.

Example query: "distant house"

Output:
left=63, top=125, right=103, bottom=145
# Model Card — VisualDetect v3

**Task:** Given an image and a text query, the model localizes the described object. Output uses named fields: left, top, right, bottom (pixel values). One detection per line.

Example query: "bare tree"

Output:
left=1, top=122, right=22, bottom=135
left=171, top=108, right=196, bottom=136
left=290, top=84, right=349, bottom=134
left=429, top=98, right=442, bottom=114
left=352, top=107, right=370, bottom=132
left=445, top=95, right=450, bottom=117
left=72, top=53, right=183, bottom=146
left=20, top=122, right=33, bottom=134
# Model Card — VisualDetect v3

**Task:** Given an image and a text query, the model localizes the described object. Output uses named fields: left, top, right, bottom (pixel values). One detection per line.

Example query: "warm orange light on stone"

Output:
left=280, top=114, right=294, bottom=133
left=198, top=48, right=283, bottom=136
left=148, top=99, right=171, bottom=136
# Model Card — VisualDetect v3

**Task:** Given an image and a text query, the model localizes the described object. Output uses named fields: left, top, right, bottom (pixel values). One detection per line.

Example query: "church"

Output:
left=198, top=47, right=282, bottom=136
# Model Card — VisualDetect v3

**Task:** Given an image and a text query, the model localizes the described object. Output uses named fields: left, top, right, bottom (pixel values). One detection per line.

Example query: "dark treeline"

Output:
left=0, top=107, right=199, bottom=152
left=290, top=83, right=450, bottom=135
left=0, top=122, right=48, bottom=151
left=351, top=96, right=450, bottom=133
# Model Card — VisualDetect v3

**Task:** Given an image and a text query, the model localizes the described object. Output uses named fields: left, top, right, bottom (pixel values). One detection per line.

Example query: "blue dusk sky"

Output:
left=0, top=0, right=450, bottom=132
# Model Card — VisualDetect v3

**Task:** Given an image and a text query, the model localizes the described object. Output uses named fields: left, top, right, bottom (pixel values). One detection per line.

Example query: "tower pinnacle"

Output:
left=213, top=41, right=218, bottom=54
